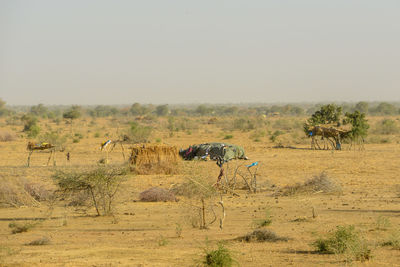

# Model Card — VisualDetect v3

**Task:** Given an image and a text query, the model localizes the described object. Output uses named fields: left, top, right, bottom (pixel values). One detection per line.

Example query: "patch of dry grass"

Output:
left=139, top=187, right=176, bottom=202
left=0, top=176, right=48, bottom=207
left=0, top=130, right=16, bottom=142
left=278, top=172, right=342, bottom=196
left=236, top=229, right=288, bottom=242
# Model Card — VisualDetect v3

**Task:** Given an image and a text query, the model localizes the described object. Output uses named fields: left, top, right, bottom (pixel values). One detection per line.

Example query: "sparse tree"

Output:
left=63, top=106, right=81, bottom=132
left=304, top=104, right=342, bottom=134
left=354, top=102, right=369, bottom=114
left=343, top=111, right=369, bottom=147
left=130, top=103, right=146, bottom=116
left=155, top=104, right=169, bottom=116
left=125, top=121, right=152, bottom=143
left=53, top=166, right=127, bottom=216
left=373, top=102, right=397, bottom=115
left=0, top=98, right=9, bottom=117
left=30, top=104, right=49, bottom=118
left=21, top=114, right=40, bottom=137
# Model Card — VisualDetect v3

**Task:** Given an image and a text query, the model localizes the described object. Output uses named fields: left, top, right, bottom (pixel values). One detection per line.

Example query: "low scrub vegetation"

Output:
left=201, top=242, right=236, bottom=267
left=252, top=210, right=272, bottom=228
left=236, top=229, right=288, bottom=243
left=0, top=130, right=16, bottom=142
left=373, top=119, right=399, bottom=135
left=313, top=225, right=372, bottom=262
left=0, top=176, right=51, bottom=207
left=9, top=222, right=35, bottom=234
left=53, top=166, right=127, bottom=216
left=26, top=237, right=50, bottom=246
left=278, top=172, right=342, bottom=196
left=139, top=187, right=176, bottom=202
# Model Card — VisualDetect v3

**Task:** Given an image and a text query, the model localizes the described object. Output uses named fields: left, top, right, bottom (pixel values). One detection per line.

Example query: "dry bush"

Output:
left=0, top=176, right=48, bottom=207
left=26, top=237, right=50, bottom=246
left=66, top=191, right=91, bottom=207
left=0, top=130, right=16, bottom=142
left=170, top=178, right=215, bottom=199
left=24, top=182, right=53, bottom=202
left=139, top=187, right=176, bottom=202
left=130, top=144, right=181, bottom=175
left=278, top=172, right=342, bottom=196
left=236, top=229, right=288, bottom=242
left=53, top=166, right=127, bottom=216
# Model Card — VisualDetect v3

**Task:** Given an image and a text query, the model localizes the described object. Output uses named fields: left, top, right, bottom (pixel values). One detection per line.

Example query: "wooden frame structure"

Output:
left=27, top=142, right=56, bottom=167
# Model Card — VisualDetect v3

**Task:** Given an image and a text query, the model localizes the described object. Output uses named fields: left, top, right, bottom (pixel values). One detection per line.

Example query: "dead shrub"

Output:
left=53, top=166, right=127, bottom=216
left=278, top=172, right=342, bottom=196
left=0, top=176, right=41, bottom=207
left=139, top=187, right=176, bottom=202
left=236, top=229, right=288, bottom=242
left=0, top=130, right=16, bottom=142
left=26, top=237, right=50, bottom=246
left=24, top=182, right=53, bottom=202
left=170, top=179, right=215, bottom=199
left=66, top=191, right=91, bottom=207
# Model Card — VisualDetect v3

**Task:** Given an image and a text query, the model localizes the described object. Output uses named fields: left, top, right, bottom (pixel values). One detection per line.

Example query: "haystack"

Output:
left=129, top=144, right=180, bottom=175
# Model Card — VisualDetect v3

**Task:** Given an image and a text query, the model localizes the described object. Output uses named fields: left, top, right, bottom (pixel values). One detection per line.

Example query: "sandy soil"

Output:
left=0, top=118, right=399, bottom=266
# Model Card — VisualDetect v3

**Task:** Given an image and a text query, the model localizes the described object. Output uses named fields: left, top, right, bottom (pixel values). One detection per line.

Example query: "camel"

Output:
left=27, top=142, right=56, bottom=167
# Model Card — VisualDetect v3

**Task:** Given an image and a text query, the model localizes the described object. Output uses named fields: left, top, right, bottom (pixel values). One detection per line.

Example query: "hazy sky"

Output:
left=1, top=0, right=399, bottom=105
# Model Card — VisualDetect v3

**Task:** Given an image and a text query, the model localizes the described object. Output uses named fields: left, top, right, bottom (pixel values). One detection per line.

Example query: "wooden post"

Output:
left=201, top=198, right=206, bottom=229
left=27, top=150, right=33, bottom=167
left=218, top=195, right=225, bottom=230
left=120, top=143, right=125, bottom=160
left=47, top=150, right=53, bottom=166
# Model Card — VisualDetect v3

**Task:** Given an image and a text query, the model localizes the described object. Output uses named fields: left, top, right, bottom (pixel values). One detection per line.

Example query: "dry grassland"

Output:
left=0, top=116, right=399, bottom=266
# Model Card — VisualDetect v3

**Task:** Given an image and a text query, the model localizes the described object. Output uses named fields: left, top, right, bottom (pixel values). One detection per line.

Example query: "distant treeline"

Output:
left=1, top=99, right=400, bottom=119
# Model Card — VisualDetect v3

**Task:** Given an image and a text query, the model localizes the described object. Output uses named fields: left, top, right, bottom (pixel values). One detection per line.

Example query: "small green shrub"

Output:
left=175, top=223, right=183, bottom=238
left=157, top=235, right=169, bottom=246
left=250, top=130, right=266, bottom=142
left=223, top=134, right=233, bottom=140
left=269, top=130, right=284, bottom=143
left=313, top=225, right=372, bottom=262
left=202, top=242, right=236, bottom=267
left=253, top=210, right=272, bottom=228
left=374, top=119, right=399, bottom=135
left=376, top=216, right=391, bottom=230
left=9, top=222, right=34, bottom=234
left=74, top=132, right=84, bottom=139
left=381, top=231, right=400, bottom=249
left=126, top=121, right=152, bottom=143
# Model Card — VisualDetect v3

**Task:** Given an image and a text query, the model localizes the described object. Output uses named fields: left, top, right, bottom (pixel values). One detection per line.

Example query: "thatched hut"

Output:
left=129, top=144, right=180, bottom=174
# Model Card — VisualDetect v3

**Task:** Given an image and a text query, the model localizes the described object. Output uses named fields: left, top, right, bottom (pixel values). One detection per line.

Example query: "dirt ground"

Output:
left=0, top=118, right=399, bottom=266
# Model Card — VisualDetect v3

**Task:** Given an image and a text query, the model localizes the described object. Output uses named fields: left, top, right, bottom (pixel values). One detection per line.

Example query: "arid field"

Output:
left=1, top=113, right=399, bottom=266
